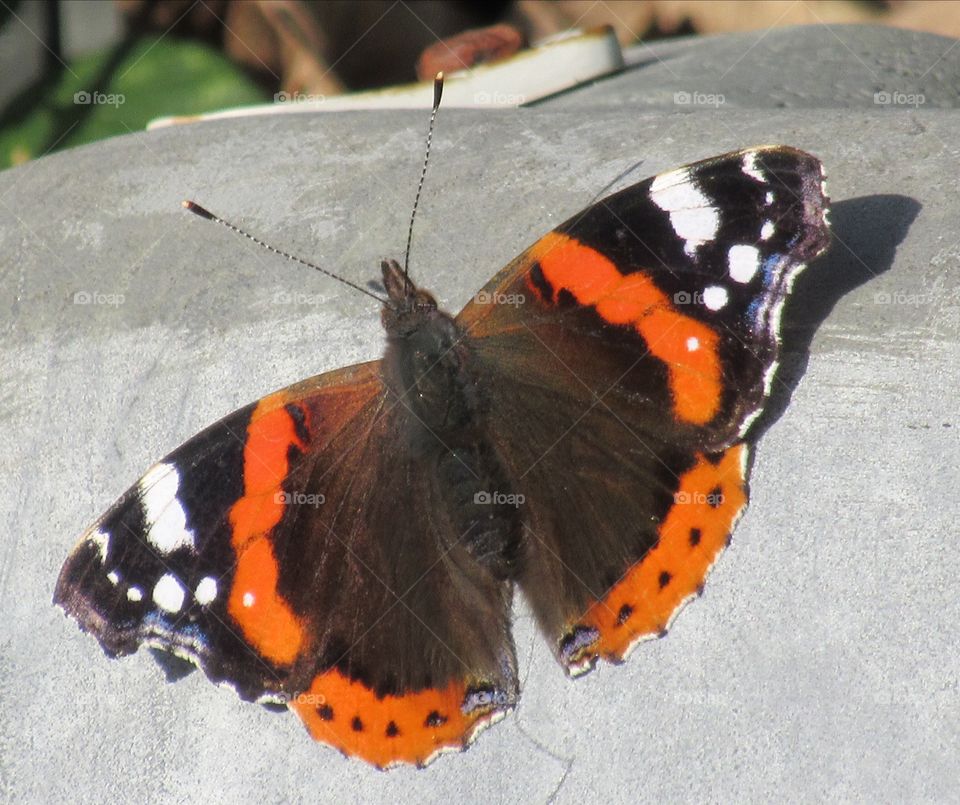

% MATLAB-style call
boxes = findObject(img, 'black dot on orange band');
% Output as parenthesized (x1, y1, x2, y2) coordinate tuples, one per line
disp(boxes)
(709, 486, 723, 508)
(317, 704, 333, 721)
(425, 711, 448, 728)
(617, 604, 633, 625)
(351, 716, 364, 732)
(689, 527, 702, 546)
(659, 571, 672, 589)
(386, 721, 400, 738)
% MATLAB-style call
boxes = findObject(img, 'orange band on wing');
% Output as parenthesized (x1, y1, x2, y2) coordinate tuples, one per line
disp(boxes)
(290, 670, 503, 768)
(575, 443, 748, 662)
(528, 232, 722, 425)
(227, 538, 304, 665)
(227, 391, 307, 666)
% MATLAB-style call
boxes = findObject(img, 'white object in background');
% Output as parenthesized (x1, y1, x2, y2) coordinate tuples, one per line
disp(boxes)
(148, 27, 623, 129)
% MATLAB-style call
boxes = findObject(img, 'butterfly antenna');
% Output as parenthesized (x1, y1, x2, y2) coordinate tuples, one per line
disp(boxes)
(403, 72, 444, 284)
(181, 201, 391, 307)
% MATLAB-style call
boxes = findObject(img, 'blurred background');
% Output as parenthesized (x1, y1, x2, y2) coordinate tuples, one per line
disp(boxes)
(3, 0, 960, 170)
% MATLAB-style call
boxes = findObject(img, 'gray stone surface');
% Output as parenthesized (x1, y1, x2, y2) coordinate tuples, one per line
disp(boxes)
(555, 24, 960, 109)
(2, 24, 958, 805)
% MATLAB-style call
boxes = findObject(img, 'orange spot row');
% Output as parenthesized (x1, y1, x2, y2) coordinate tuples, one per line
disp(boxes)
(290, 669, 497, 768)
(576, 443, 748, 662)
(227, 391, 308, 666)
(528, 232, 722, 425)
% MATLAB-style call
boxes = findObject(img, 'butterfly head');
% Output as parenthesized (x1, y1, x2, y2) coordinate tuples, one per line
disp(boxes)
(380, 258, 441, 337)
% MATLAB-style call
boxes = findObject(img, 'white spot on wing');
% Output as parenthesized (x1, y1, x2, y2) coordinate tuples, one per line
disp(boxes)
(140, 463, 195, 554)
(742, 151, 765, 183)
(195, 576, 218, 606)
(760, 220, 775, 241)
(650, 168, 698, 205)
(242, 591, 255, 608)
(671, 209, 721, 247)
(765, 191, 774, 205)
(153, 574, 186, 613)
(107, 570, 120, 585)
(650, 168, 719, 249)
(127, 586, 143, 602)
(728, 244, 760, 283)
(89, 528, 109, 564)
(703, 285, 729, 311)
(686, 336, 700, 351)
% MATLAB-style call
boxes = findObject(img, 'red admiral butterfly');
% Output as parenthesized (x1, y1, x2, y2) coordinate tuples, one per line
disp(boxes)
(55, 131, 830, 768)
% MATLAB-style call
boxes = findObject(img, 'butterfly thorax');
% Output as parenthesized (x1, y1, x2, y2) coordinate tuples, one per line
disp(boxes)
(379, 259, 480, 441)
(378, 258, 522, 579)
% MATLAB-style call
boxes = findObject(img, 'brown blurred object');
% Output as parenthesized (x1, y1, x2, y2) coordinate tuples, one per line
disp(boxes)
(116, 0, 517, 95)
(416, 23, 525, 80)
(885, 0, 960, 39)
(519, 0, 960, 43)
(114, 0, 231, 39)
(116, 0, 960, 101)
(519, 0, 878, 44)
(224, 1, 344, 97)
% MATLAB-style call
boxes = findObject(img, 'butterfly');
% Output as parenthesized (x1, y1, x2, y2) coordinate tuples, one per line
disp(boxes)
(55, 144, 830, 769)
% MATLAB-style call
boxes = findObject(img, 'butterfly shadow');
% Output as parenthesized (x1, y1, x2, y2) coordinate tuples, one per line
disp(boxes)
(748, 193, 922, 441)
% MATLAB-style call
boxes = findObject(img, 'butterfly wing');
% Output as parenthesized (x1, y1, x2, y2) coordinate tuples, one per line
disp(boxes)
(55, 360, 517, 768)
(455, 146, 830, 672)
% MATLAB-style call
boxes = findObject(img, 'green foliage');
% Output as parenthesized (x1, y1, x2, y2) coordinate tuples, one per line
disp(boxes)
(0, 36, 269, 169)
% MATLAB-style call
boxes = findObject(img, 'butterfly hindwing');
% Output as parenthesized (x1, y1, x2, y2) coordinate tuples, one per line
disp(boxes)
(275, 370, 520, 767)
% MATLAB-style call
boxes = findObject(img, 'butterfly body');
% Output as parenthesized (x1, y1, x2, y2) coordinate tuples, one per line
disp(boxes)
(56, 146, 830, 768)
(380, 258, 523, 582)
